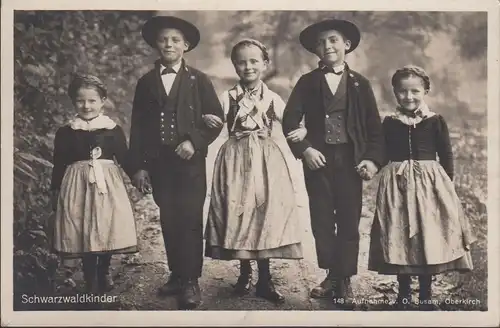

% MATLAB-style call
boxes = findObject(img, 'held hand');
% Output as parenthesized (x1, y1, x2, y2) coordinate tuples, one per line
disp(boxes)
(202, 114, 224, 129)
(356, 160, 378, 180)
(51, 190, 59, 212)
(133, 170, 152, 194)
(286, 127, 307, 143)
(175, 140, 195, 160)
(303, 147, 327, 170)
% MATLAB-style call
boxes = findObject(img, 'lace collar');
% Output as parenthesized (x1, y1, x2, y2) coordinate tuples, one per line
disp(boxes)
(391, 103, 436, 126)
(69, 114, 117, 131)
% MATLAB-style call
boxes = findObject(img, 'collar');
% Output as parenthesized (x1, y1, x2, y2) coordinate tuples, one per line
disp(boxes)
(319, 61, 345, 74)
(69, 114, 117, 131)
(159, 60, 183, 74)
(392, 102, 436, 126)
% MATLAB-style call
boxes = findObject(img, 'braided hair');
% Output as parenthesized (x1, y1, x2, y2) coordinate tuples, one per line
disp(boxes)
(230, 38, 270, 63)
(68, 73, 108, 101)
(391, 65, 431, 92)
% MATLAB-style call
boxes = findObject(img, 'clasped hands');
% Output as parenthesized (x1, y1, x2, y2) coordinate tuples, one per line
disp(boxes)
(302, 147, 378, 180)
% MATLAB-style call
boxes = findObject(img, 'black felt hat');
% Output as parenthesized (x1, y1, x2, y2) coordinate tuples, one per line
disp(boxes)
(299, 19, 361, 54)
(141, 16, 200, 52)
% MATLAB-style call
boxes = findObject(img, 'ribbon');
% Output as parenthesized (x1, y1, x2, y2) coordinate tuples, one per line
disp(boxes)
(231, 130, 267, 216)
(395, 159, 420, 238)
(88, 147, 108, 194)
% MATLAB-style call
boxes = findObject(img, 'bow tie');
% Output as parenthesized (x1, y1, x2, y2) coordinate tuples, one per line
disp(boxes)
(161, 67, 177, 75)
(319, 63, 344, 75)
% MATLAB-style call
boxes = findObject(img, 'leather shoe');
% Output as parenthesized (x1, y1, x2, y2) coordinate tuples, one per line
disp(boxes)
(233, 273, 252, 296)
(310, 275, 337, 298)
(158, 274, 181, 296)
(333, 277, 354, 309)
(255, 279, 285, 304)
(178, 279, 201, 310)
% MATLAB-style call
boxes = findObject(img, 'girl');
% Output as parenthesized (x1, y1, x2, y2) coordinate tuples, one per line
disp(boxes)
(203, 39, 307, 304)
(51, 74, 138, 294)
(368, 65, 475, 310)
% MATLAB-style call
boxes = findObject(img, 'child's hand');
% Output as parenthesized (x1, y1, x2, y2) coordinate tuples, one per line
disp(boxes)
(51, 190, 59, 212)
(202, 114, 223, 129)
(175, 140, 195, 160)
(133, 170, 152, 194)
(303, 147, 327, 170)
(286, 127, 307, 143)
(356, 160, 378, 180)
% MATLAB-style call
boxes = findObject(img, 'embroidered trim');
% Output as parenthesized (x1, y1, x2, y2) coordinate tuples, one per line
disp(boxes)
(69, 114, 117, 131)
(391, 103, 436, 126)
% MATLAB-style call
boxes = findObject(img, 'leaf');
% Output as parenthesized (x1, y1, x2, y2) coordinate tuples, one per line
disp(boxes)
(16, 152, 53, 168)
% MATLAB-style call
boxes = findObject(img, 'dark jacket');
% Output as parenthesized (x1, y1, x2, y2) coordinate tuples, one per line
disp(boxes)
(282, 64, 386, 168)
(128, 60, 224, 175)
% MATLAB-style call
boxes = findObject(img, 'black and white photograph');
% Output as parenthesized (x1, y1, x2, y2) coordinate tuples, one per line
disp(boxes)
(1, 0, 499, 326)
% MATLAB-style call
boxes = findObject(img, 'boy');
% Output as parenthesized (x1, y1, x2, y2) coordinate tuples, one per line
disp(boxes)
(282, 18, 385, 308)
(128, 15, 224, 310)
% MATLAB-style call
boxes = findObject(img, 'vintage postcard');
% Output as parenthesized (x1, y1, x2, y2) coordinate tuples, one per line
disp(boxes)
(1, 0, 499, 326)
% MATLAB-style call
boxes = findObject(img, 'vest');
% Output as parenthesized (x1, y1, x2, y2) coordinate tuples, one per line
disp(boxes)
(226, 91, 276, 136)
(322, 72, 349, 145)
(159, 69, 183, 146)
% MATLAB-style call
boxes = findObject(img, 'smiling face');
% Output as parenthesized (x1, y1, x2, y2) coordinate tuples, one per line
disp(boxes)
(232, 44, 268, 89)
(73, 87, 105, 120)
(155, 28, 189, 66)
(393, 75, 428, 112)
(315, 29, 351, 66)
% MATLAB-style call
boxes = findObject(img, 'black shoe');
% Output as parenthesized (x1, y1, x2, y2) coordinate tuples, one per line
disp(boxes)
(158, 274, 181, 296)
(178, 279, 201, 310)
(233, 273, 252, 296)
(310, 274, 337, 299)
(255, 279, 285, 304)
(333, 277, 354, 309)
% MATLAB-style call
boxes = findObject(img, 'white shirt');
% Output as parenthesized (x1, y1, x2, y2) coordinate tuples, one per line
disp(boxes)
(159, 61, 182, 95)
(324, 63, 345, 95)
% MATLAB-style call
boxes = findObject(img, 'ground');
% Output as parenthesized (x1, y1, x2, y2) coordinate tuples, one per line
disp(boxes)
(53, 132, 486, 312)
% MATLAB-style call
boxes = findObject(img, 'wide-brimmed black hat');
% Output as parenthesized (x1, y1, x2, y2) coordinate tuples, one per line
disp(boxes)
(299, 19, 361, 54)
(141, 16, 200, 52)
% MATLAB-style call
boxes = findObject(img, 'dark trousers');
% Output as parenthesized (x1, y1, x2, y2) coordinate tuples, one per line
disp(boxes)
(150, 146, 206, 280)
(303, 143, 362, 277)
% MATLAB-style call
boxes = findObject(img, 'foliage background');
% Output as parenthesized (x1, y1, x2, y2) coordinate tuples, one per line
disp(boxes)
(12, 10, 487, 310)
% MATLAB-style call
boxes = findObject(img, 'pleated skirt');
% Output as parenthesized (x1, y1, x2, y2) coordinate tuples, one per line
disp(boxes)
(53, 160, 138, 258)
(368, 160, 475, 275)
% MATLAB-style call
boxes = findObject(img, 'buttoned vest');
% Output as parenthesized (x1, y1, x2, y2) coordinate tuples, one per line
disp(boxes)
(322, 72, 349, 144)
(159, 69, 183, 146)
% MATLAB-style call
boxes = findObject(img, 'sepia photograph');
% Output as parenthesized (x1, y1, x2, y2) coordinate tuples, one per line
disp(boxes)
(1, 0, 499, 326)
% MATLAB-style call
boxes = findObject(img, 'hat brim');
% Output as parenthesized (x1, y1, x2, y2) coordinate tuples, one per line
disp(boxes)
(141, 16, 200, 52)
(299, 19, 360, 54)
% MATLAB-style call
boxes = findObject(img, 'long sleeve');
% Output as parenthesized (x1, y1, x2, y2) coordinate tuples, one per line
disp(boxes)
(361, 80, 386, 168)
(112, 125, 133, 179)
(50, 127, 69, 191)
(282, 77, 312, 158)
(187, 73, 224, 150)
(128, 79, 148, 176)
(436, 115, 454, 180)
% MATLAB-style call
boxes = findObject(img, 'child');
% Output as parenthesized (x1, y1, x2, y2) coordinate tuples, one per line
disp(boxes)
(282, 19, 385, 308)
(129, 16, 224, 310)
(51, 74, 138, 294)
(367, 65, 475, 310)
(203, 39, 307, 304)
